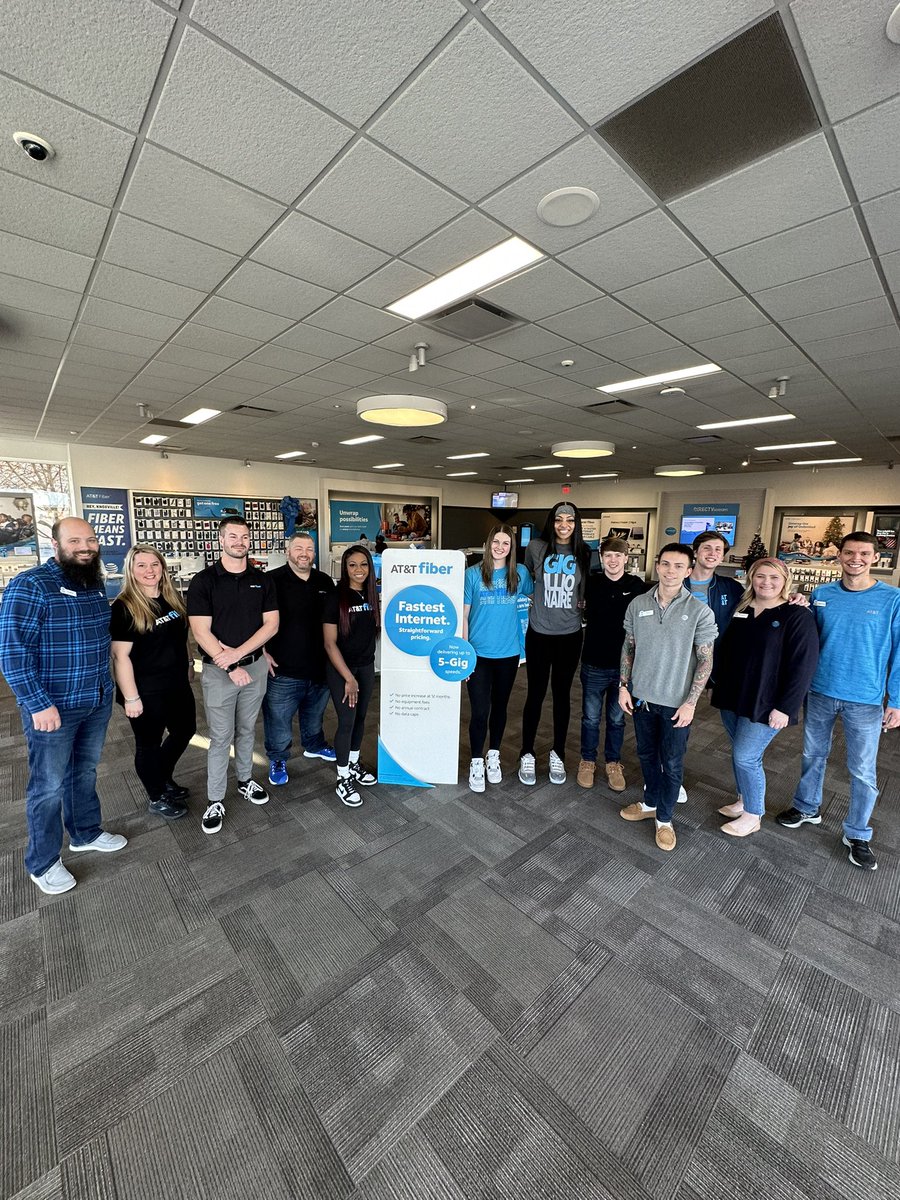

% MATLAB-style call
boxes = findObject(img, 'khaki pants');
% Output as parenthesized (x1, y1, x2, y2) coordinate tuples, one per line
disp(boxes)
(200, 656, 268, 802)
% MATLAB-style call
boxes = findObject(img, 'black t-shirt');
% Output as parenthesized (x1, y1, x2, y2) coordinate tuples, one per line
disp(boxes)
(109, 597, 190, 699)
(581, 571, 651, 669)
(265, 565, 334, 681)
(186, 560, 277, 651)
(322, 589, 377, 669)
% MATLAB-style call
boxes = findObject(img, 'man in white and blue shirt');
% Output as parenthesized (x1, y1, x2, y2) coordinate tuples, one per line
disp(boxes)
(777, 531, 900, 871)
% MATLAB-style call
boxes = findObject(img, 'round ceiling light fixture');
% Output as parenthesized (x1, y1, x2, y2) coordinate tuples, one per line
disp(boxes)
(887, 3, 900, 43)
(654, 464, 706, 477)
(552, 440, 615, 459)
(357, 395, 447, 427)
(537, 186, 600, 227)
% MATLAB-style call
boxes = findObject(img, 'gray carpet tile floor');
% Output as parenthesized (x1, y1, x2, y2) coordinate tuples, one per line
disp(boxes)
(2, 669, 900, 1200)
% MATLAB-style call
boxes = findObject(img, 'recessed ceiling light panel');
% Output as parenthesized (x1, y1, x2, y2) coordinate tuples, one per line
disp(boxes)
(600, 363, 721, 393)
(180, 407, 221, 425)
(387, 237, 543, 320)
(697, 414, 794, 430)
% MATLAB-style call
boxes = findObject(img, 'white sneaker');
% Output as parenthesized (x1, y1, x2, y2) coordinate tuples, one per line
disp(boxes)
(30, 858, 76, 894)
(549, 750, 566, 785)
(677, 786, 688, 804)
(469, 758, 486, 793)
(69, 831, 127, 853)
(518, 753, 536, 785)
(485, 749, 502, 785)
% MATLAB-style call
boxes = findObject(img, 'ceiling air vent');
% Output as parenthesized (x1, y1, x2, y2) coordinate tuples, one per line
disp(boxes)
(422, 298, 524, 342)
(407, 435, 443, 444)
(583, 399, 636, 416)
(685, 434, 722, 444)
(231, 404, 277, 415)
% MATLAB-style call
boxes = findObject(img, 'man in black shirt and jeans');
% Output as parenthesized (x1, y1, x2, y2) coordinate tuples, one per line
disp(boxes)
(578, 537, 650, 792)
(187, 517, 278, 834)
(262, 532, 336, 786)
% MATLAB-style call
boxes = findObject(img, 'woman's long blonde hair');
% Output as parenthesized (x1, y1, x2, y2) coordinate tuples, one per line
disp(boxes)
(118, 544, 185, 633)
(480, 524, 519, 592)
(736, 557, 793, 612)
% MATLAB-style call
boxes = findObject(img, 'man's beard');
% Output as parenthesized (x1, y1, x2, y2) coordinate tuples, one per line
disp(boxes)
(57, 549, 104, 588)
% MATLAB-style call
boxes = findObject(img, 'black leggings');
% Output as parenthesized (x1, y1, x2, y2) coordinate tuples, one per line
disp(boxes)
(466, 655, 520, 757)
(327, 662, 375, 767)
(520, 626, 583, 757)
(127, 684, 197, 799)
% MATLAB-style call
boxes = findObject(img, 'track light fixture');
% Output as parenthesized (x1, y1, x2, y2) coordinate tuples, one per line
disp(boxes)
(408, 342, 428, 373)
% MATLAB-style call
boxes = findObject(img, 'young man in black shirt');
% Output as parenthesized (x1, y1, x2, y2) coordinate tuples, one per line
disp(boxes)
(262, 532, 336, 786)
(187, 517, 278, 834)
(578, 537, 650, 792)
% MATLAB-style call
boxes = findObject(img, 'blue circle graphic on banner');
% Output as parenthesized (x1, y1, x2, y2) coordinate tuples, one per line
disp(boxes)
(430, 638, 476, 681)
(385, 585, 457, 656)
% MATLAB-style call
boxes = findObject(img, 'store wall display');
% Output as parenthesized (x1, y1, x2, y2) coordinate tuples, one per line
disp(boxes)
(131, 493, 286, 569)
(0, 493, 37, 556)
(679, 503, 740, 547)
(329, 498, 433, 544)
(776, 514, 855, 563)
(873, 513, 900, 569)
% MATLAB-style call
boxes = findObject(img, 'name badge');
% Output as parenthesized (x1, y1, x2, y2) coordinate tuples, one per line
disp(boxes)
(813, 600, 826, 607)
(60, 587, 77, 596)
(639, 610, 653, 617)
(733, 612, 748, 619)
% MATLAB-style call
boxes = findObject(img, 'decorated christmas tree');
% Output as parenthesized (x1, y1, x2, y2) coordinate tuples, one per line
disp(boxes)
(743, 530, 768, 571)
(823, 514, 846, 548)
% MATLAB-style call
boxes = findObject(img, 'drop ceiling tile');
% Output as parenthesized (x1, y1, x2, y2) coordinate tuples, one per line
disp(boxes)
(252, 213, 389, 290)
(404, 211, 509, 275)
(304, 296, 406, 341)
(80, 297, 183, 341)
(480, 134, 654, 253)
(72, 323, 163, 359)
(121, 144, 285, 254)
(274, 325, 363, 359)
(669, 135, 849, 253)
(305, 363, 380, 388)
(0, 170, 109, 256)
(347, 261, 433, 309)
(782, 298, 896, 343)
(431, 346, 516, 375)
(0, 231, 93, 293)
(792, 0, 900, 122)
(89, 263, 205, 320)
(441, 376, 507, 398)
(104, 214, 239, 291)
(805, 325, 900, 363)
(540, 297, 644, 342)
(482, 261, 603, 321)
(336, 346, 410, 375)
(192, 297, 294, 341)
(615, 348, 716, 379)
(527, 348, 613, 377)
(719, 346, 809, 378)
(614, 261, 741, 320)
(561, 210, 704, 293)
(221, 362, 297, 388)
(375, 324, 466, 358)
(214, 261, 334, 322)
(716, 208, 868, 292)
(753, 259, 884, 320)
(881, 249, 900, 294)
(299, 140, 465, 254)
(693, 324, 792, 362)
(192, 0, 463, 125)
(862, 190, 900, 256)
(659, 297, 769, 342)
(0, 273, 82, 321)
(246, 345, 327, 376)
(835, 95, 900, 202)
(479, 326, 572, 361)
(369, 21, 579, 201)
(171, 324, 261, 359)
(0, 0, 174, 128)
(148, 30, 351, 203)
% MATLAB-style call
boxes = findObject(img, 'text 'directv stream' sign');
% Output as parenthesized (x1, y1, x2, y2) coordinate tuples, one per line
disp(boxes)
(378, 549, 473, 787)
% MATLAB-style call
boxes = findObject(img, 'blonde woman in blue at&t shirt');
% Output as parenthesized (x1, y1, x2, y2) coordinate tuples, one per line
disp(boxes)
(462, 524, 533, 793)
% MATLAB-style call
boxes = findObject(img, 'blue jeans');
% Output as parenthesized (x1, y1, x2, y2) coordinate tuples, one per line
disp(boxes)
(719, 710, 780, 817)
(794, 690, 882, 842)
(262, 674, 331, 759)
(21, 693, 113, 877)
(632, 699, 691, 823)
(580, 664, 625, 763)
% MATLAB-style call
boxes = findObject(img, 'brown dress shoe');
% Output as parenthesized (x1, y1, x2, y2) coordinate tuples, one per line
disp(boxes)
(605, 762, 626, 792)
(577, 760, 596, 788)
(620, 802, 656, 821)
(655, 823, 677, 851)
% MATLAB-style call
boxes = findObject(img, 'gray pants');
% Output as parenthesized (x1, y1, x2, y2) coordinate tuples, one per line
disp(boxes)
(200, 656, 268, 802)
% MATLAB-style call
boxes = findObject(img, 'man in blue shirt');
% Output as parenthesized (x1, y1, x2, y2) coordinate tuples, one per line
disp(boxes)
(0, 518, 127, 895)
(776, 531, 900, 870)
(684, 532, 743, 685)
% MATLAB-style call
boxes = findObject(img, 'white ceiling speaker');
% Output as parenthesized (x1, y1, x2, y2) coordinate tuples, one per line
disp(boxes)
(537, 187, 600, 227)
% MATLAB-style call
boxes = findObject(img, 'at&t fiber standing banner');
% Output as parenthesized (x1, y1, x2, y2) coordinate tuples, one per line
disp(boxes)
(378, 549, 474, 787)
(80, 487, 133, 599)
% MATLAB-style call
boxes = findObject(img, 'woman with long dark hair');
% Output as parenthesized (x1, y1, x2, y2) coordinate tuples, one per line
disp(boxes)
(710, 558, 819, 836)
(323, 544, 380, 807)
(462, 524, 533, 792)
(110, 544, 196, 819)
(519, 501, 591, 786)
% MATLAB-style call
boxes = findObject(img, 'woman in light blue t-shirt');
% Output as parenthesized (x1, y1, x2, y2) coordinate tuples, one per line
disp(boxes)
(462, 524, 533, 793)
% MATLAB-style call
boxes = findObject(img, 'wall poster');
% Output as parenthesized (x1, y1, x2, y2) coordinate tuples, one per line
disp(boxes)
(80, 486, 133, 597)
(679, 502, 740, 547)
(0, 493, 37, 557)
(776, 514, 855, 563)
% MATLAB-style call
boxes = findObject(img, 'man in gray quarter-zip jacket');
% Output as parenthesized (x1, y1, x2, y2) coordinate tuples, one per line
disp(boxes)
(617, 543, 718, 853)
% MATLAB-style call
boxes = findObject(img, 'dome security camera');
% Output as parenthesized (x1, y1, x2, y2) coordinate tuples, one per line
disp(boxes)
(13, 132, 55, 161)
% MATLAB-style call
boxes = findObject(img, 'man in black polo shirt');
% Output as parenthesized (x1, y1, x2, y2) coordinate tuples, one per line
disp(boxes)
(262, 531, 335, 786)
(187, 517, 279, 834)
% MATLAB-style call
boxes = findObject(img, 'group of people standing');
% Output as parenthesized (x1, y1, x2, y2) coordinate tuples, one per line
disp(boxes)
(1, 504, 898, 896)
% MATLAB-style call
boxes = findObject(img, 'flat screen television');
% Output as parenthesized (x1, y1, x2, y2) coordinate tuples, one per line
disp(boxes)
(491, 491, 518, 509)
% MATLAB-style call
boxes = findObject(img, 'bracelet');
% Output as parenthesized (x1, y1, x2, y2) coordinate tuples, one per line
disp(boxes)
(124, 695, 140, 703)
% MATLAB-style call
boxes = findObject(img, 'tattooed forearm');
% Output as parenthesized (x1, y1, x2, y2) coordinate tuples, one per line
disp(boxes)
(619, 634, 635, 685)
(686, 642, 714, 705)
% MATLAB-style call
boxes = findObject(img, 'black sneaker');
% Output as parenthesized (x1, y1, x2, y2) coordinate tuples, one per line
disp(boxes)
(164, 780, 190, 801)
(349, 762, 376, 786)
(148, 795, 188, 820)
(238, 779, 269, 805)
(776, 806, 822, 828)
(335, 777, 363, 807)
(202, 801, 225, 834)
(842, 835, 877, 871)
